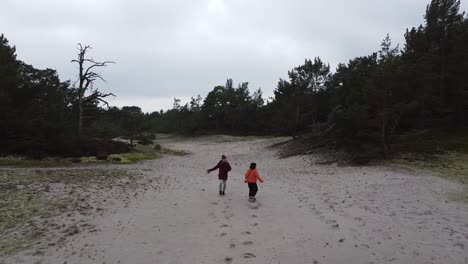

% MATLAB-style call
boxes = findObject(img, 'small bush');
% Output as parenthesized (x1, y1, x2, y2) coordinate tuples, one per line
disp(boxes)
(154, 144, 162, 151)
(96, 153, 109, 160)
(138, 138, 153, 145)
(135, 133, 156, 141)
(70, 158, 81, 163)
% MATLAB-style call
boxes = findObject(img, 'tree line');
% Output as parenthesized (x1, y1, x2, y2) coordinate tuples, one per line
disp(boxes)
(0, 37, 131, 157)
(152, 0, 468, 158)
(1, 0, 467, 159)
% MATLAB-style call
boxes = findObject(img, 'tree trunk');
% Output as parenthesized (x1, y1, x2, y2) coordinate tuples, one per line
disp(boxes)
(78, 97, 83, 137)
(77, 48, 85, 138)
(381, 117, 389, 156)
(72, 44, 114, 138)
(231, 118, 235, 135)
(439, 34, 447, 104)
(420, 92, 426, 129)
(293, 104, 300, 139)
(454, 83, 465, 127)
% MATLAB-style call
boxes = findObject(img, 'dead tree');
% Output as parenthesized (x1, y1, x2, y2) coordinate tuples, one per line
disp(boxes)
(71, 44, 114, 137)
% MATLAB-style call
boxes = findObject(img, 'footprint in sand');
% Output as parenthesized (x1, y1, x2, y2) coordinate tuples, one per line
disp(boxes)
(229, 243, 236, 248)
(243, 231, 252, 235)
(251, 223, 259, 227)
(224, 214, 234, 220)
(243, 253, 256, 258)
(242, 241, 253, 245)
(251, 215, 257, 218)
(220, 233, 227, 237)
(220, 224, 229, 228)
(453, 242, 464, 250)
(224, 257, 233, 263)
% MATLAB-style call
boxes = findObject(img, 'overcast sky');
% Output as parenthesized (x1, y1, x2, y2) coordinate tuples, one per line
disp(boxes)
(2, 0, 467, 112)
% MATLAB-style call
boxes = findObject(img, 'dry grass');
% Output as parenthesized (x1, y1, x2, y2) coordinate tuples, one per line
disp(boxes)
(0, 168, 129, 256)
(391, 152, 468, 203)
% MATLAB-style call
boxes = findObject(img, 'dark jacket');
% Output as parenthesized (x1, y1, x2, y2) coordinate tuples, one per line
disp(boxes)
(209, 160, 232, 180)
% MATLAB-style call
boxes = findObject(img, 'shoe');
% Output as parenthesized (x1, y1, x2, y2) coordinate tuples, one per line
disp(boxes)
(222, 191, 225, 195)
(219, 190, 222, 195)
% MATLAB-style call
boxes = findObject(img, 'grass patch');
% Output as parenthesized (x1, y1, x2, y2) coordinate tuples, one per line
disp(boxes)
(0, 146, 162, 167)
(0, 169, 129, 185)
(160, 148, 190, 156)
(0, 188, 72, 255)
(392, 152, 468, 184)
(0, 229, 43, 256)
(79, 156, 102, 163)
(391, 152, 468, 203)
(0, 135, 188, 167)
(108, 143, 190, 164)
(0, 189, 71, 230)
(108, 144, 160, 164)
(0, 156, 70, 168)
(447, 191, 468, 203)
(210, 135, 272, 143)
(0, 190, 42, 231)
(393, 128, 468, 155)
(385, 128, 468, 191)
(0, 168, 129, 256)
(108, 152, 159, 164)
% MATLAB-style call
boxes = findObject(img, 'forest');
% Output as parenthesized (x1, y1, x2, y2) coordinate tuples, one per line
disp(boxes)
(1, 0, 467, 160)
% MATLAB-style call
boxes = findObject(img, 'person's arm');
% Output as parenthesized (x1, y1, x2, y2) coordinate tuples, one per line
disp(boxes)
(207, 161, 220, 173)
(256, 170, 264, 183)
(226, 162, 232, 172)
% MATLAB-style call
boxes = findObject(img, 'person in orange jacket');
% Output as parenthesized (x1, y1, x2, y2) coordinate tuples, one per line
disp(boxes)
(244, 162, 264, 202)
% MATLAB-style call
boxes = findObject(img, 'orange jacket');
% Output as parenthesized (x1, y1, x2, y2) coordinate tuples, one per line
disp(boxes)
(245, 168, 264, 183)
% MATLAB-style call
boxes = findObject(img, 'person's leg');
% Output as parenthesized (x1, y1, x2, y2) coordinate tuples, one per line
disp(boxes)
(251, 183, 258, 197)
(248, 183, 255, 197)
(222, 180, 227, 193)
(219, 180, 223, 195)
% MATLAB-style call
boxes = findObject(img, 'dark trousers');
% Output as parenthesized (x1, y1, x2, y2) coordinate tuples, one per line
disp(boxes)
(248, 183, 258, 197)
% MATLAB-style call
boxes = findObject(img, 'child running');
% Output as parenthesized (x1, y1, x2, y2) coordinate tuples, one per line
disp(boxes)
(244, 162, 264, 202)
(207, 155, 231, 196)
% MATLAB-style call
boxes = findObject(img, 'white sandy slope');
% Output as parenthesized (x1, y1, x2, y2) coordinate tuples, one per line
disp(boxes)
(9, 137, 468, 264)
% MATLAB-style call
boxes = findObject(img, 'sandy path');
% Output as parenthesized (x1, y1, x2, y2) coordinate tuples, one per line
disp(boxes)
(10, 137, 468, 264)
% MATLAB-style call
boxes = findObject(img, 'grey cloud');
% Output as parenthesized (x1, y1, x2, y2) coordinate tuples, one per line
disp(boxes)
(2, 0, 467, 112)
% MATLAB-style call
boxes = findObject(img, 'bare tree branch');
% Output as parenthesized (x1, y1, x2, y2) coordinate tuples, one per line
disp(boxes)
(83, 61, 115, 77)
(84, 91, 115, 108)
(71, 43, 115, 136)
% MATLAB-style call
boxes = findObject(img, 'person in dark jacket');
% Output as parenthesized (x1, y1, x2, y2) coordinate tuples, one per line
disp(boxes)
(207, 154, 232, 195)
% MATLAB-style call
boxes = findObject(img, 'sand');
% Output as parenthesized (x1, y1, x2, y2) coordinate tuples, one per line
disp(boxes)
(5, 136, 468, 264)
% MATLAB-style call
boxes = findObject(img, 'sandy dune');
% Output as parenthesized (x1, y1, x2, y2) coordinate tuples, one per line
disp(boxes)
(8, 137, 468, 264)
